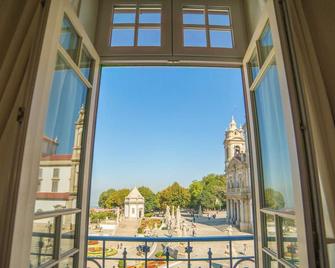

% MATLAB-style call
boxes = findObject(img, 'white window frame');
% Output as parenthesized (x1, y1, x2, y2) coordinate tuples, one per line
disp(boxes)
(10, 1, 100, 268)
(95, 0, 246, 65)
(96, 0, 172, 58)
(173, 0, 247, 61)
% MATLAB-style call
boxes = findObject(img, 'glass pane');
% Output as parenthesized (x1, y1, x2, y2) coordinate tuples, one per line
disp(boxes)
(138, 28, 161, 46)
(35, 54, 88, 213)
(30, 218, 55, 268)
(208, 9, 230, 26)
(61, 214, 77, 254)
(139, 8, 161, 24)
(247, 50, 260, 84)
(259, 22, 273, 64)
(328, 244, 335, 268)
(59, 256, 74, 268)
(254, 61, 295, 211)
(113, 7, 136, 24)
(209, 30, 233, 48)
(183, 8, 205, 25)
(80, 46, 93, 82)
(264, 253, 278, 268)
(60, 16, 80, 61)
(111, 28, 135, 46)
(183, 28, 206, 47)
(265, 214, 277, 253)
(282, 218, 299, 266)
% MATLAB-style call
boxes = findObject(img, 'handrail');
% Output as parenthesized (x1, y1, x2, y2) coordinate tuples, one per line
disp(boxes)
(87, 235, 254, 242)
(86, 235, 255, 268)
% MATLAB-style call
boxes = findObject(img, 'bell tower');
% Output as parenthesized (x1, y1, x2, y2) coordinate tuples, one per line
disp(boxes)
(224, 117, 245, 169)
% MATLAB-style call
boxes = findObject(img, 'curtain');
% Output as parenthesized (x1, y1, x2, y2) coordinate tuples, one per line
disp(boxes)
(284, 0, 335, 253)
(0, 1, 44, 267)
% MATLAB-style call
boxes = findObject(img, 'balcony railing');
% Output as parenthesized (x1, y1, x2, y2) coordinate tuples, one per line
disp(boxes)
(87, 235, 255, 268)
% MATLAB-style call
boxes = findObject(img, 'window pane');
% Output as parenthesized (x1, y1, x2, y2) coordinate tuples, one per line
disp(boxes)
(35, 54, 88, 213)
(80, 46, 93, 82)
(254, 61, 295, 211)
(113, 8, 136, 24)
(265, 214, 277, 253)
(209, 30, 233, 48)
(247, 50, 260, 84)
(60, 16, 80, 61)
(60, 214, 77, 254)
(139, 8, 161, 24)
(183, 28, 206, 47)
(59, 256, 74, 268)
(264, 253, 278, 268)
(328, 244, 335, 268)
(30, 218, 55, 268)
(282, 218, 299, 266)
(138, 28, 161, 46)
(111, 28, 135, 46)
(208, 9, 230, 26)
(259, 23, 273, 63)
(183, 8, 205, 25)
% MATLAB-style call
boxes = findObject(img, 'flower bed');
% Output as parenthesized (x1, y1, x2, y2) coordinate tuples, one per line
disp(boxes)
(137, 218, 162, 234)
(87, 245, 117, 257)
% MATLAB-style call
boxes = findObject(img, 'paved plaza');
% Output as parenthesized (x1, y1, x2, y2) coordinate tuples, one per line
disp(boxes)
(87, 211, 255, 268)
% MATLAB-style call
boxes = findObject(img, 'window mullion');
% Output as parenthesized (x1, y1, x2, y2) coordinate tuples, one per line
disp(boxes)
(205, 6, 210, 48)
(134, 6, 140, 46)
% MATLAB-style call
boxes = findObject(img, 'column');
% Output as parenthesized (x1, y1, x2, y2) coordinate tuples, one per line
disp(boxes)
(240, 200, 245, 224)
(236, 201, 240, 223)
(232, 201, 235, 223)
(227, 199, 230, 220)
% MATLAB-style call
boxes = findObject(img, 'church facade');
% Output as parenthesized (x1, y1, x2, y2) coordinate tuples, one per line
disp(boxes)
(124, 188, 145, 219)
(224, 117, 253, 233)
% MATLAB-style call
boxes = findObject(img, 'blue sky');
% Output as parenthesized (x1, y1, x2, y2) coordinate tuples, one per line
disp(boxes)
(90, 67, 245, 206)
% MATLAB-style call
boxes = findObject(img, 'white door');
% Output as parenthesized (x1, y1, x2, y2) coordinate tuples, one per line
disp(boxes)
(242, 1, 317, 267)
(10, 1, 100, 268)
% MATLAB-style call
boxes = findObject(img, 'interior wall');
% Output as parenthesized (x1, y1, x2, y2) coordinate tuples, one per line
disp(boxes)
(300, 0, 335, 121)
(78, 0, 99, 43)
(243, 0, 267, 41)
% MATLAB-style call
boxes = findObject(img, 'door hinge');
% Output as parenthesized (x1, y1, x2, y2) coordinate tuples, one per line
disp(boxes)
(16, 107, 25, 124)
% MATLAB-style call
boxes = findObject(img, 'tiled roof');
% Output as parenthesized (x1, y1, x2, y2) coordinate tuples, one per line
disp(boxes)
(36, 192, 74, 200)
(41, 154, 72, 161)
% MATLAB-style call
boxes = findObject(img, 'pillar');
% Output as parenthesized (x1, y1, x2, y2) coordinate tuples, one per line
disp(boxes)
(236, 201, 240, 223)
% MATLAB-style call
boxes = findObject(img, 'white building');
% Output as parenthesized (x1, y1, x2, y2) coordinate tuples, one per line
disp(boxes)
(124, 188, 145, 219)
(35, 107, 84, 215)
(224, 117, 253, 233)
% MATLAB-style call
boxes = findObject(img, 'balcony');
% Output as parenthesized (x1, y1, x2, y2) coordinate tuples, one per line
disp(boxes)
(86, 235, 255, 268)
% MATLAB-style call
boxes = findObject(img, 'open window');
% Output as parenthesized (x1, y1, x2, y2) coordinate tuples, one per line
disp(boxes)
(8, 0, 328, 267)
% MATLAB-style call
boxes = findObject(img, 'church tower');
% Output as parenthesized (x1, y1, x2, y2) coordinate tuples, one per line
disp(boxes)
(224, 117, 245, 169)
(70, 106, 85, 194)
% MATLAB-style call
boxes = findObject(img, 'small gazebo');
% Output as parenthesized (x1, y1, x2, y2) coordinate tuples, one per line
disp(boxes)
(124, 187, 145, 219)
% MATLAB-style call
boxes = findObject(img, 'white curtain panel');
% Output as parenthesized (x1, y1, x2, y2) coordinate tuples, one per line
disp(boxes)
(0, 1, 44, 267)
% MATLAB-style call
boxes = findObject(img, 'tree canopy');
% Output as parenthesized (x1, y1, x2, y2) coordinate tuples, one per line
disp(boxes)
(97, 173, 226, 211)
(157, 182, 190, 209)
(264, 188, 285, 209)
(104, 188, 130, 208)
(189, 173, 226, 210)
(138, 186, 160, 212)
(98, 188, 115, 208)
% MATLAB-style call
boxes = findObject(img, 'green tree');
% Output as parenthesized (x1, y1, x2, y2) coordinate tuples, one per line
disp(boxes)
(105, 188, 130, 208)
(138, 186, 159, 212)
(265, 188, 285, 209)
(98, 188, 116, 208)
(188, 174, 226, 210)
(189, 180, 204, 209)
(157, 182, 190, 209)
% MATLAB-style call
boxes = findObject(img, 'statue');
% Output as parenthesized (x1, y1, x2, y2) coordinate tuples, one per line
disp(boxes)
(198, 205, 202, 217)
(176, 206, 181, 229)
(116, 207, 120, 224)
